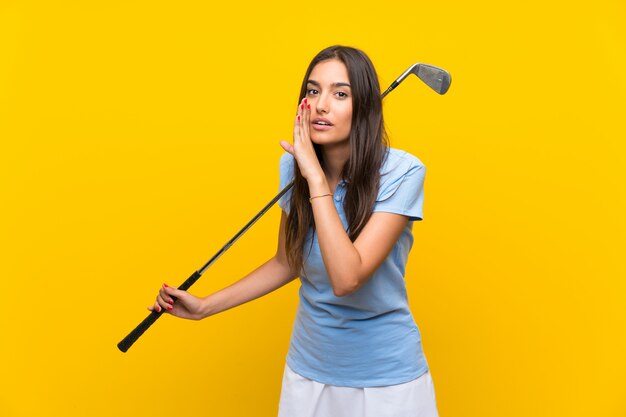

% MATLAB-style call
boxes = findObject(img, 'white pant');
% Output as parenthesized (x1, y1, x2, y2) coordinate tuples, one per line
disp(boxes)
(277, 364, 440, 417)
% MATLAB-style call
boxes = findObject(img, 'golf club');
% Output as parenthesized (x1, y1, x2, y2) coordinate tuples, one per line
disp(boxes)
(117, 62, 452, 353)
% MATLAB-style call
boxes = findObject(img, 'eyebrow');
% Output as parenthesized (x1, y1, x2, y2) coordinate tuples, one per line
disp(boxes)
(307, 79, 351, 88)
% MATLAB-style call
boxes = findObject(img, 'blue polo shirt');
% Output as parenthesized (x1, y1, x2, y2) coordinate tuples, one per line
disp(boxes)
(278, 147, 429, 388)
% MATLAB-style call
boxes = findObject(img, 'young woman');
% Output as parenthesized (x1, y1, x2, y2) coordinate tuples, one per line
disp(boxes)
(149, 45, 440, 417)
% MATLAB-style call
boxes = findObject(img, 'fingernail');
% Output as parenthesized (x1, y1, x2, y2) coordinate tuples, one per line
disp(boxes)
(167, 305, 173, 311)
(301, 103, 304, 110)
(163, 283, 168, 288)
(304, 98, 307, 104)
(157, 305, 162, 312)
(307, 104, 310, 109)
(297, 115, 300, 121)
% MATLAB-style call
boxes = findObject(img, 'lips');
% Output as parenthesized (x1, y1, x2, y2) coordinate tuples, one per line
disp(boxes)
(312, 117, 333, 126)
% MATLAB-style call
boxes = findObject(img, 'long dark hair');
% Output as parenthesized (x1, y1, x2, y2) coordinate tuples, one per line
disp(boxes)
(285, 45, 389, 272)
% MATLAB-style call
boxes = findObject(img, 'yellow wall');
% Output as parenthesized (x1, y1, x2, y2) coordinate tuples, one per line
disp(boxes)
(1, 1, 624, 416)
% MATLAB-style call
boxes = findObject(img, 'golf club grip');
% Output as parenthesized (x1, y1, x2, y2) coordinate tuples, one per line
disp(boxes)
(117, 270, 201, 352)
(118, 181, 294, 353)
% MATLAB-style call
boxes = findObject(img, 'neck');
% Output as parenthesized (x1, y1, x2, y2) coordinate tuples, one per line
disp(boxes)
(320, 141, 350, 186)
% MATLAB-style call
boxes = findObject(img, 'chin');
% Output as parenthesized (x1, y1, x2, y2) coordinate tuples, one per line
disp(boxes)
(310, 132, 349, 147)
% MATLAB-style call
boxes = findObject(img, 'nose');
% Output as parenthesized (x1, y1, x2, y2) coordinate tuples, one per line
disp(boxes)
(315, 92, 330, 114)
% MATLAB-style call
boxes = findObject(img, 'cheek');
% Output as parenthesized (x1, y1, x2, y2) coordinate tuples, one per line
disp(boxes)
(341, 111, 353, 134)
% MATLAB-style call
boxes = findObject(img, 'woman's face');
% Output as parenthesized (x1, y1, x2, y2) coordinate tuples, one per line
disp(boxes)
(305, 59, 353, 146)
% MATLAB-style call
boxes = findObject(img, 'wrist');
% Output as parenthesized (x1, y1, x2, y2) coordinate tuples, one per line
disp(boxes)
(307, 176, 330, 197)
(200, 295, 216, 319)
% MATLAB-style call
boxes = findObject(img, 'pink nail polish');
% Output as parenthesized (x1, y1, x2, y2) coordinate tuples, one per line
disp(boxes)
(167, 305, 173, 311)
(307, 104, 310, 109)
(304, 98, 307, 104)
(163, 283, 168, 288)
(301, 104, 304, 110)
(297, 115, 300, 121)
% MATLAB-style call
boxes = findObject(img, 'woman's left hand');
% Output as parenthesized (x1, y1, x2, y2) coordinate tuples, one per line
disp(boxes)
(280, 98, 325, 183)
(147, 283, 207, 321)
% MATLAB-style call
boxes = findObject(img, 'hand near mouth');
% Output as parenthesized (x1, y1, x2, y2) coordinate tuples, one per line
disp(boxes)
(280, 98, 326, 185)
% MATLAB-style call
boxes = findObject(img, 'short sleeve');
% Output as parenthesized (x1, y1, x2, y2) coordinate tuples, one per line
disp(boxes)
(278, 152, 295, 213)
(373, 152, 426, 221)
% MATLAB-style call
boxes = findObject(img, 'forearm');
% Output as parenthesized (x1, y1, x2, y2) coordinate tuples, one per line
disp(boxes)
(201, 256, 296, 318)
(308, 178, 364, 296)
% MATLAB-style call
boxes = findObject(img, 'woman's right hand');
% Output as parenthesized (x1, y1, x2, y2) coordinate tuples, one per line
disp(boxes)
(147, 283, 207, 321)
(280, 98, 325, 184)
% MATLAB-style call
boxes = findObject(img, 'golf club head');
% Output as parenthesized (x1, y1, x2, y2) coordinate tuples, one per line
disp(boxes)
(381, 62, 452, 98)
(410, 63, 451, 95)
